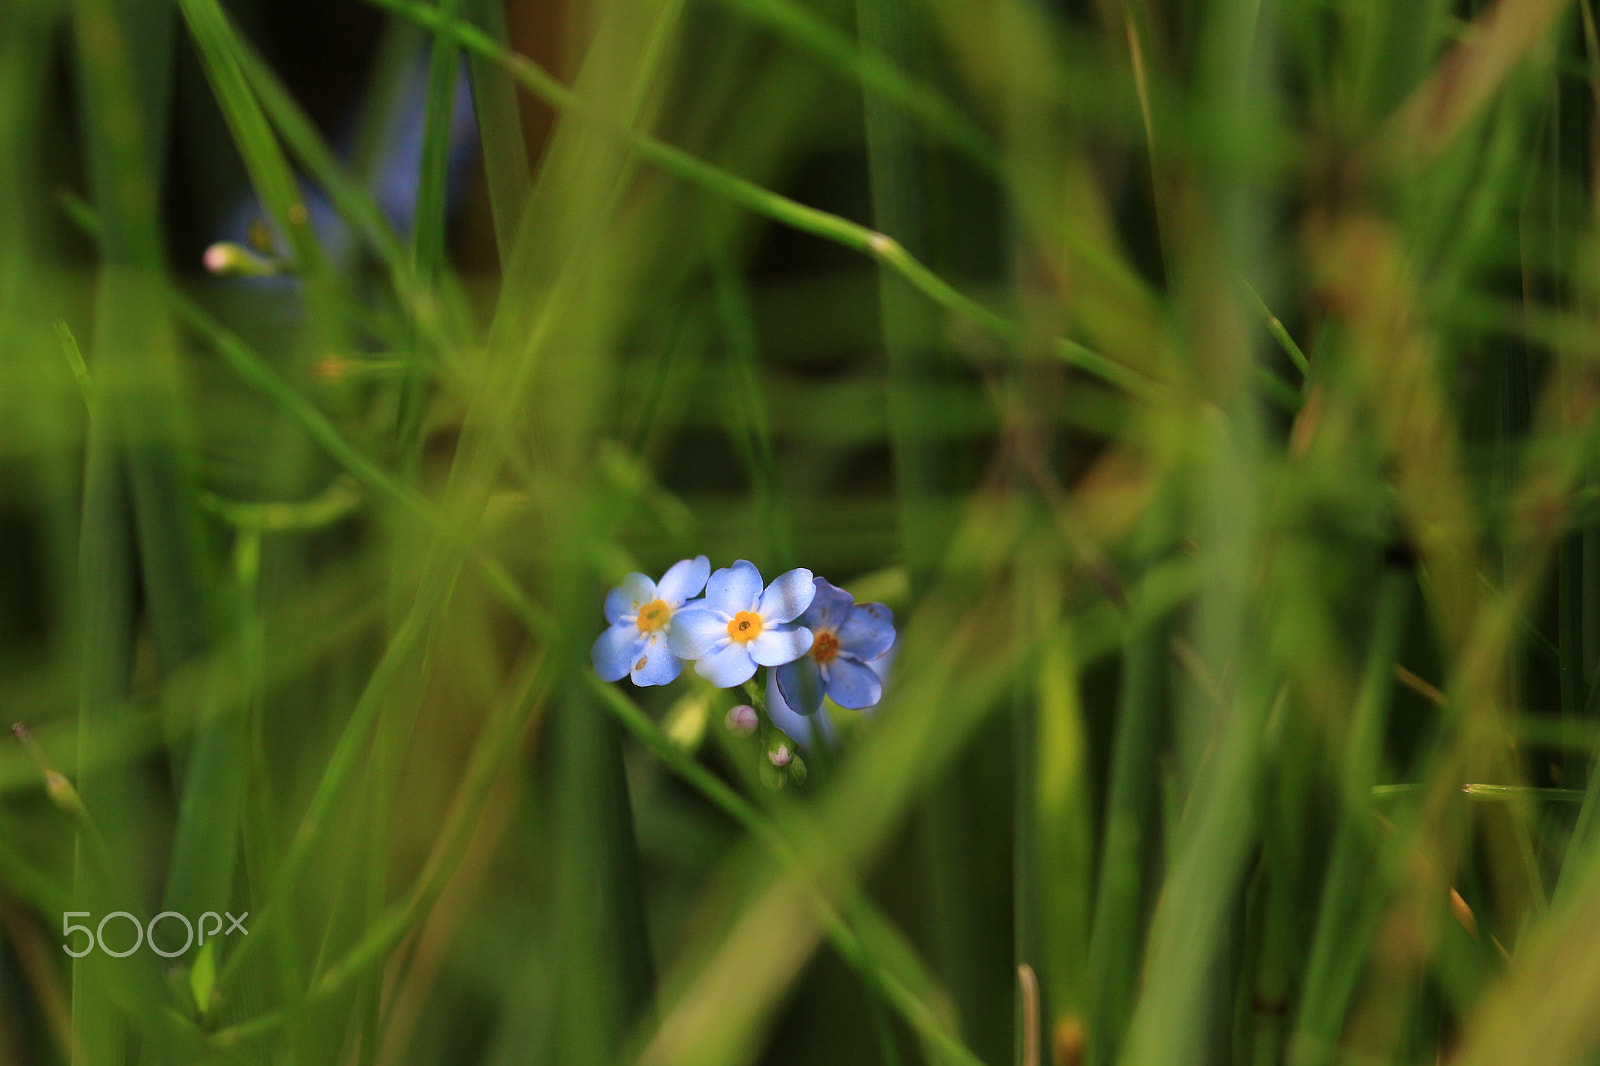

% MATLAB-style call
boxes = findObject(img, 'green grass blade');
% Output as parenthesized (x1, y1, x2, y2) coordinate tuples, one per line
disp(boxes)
(461, 0, 532, 264)
(397, 0, 465, 466)
(69, 0, 200, 1055)
(1288, 567, 1411, 1066)
(716, 0, 997, 169)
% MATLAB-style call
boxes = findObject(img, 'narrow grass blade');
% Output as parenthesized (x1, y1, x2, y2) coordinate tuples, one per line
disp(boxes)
(461, 0, 531, 264)
(1288, 567, 1411, 1066)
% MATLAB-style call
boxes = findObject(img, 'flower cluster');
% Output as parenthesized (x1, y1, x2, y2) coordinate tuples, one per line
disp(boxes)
(592, 558, 896, 770)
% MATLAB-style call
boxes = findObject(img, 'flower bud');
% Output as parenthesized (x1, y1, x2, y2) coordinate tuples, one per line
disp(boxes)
(725, 704, 758, 737)
(202, 241, 283, 278)
(768, 742, 793, 768)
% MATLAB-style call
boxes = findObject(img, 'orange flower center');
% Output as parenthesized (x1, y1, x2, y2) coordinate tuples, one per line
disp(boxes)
(635, 599, 672, 633)
(811, 630, 839, 665)
(727, 611, 765, 644)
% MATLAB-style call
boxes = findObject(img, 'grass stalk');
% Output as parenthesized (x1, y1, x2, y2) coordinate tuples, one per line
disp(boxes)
(461, 0, 532, 264)
(68, 0, 202, 1057)
(711, 238, 791, 565)
(715, 0, 996, 169)
(1288, 566, 1411, 1066)
(851, 0, 999, 1053)
(397, 0, 465, 468)
(1084, 495, 1171, 1066)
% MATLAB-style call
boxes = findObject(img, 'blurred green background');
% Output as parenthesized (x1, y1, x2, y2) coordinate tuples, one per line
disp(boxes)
(5, 0, 1600, 1063)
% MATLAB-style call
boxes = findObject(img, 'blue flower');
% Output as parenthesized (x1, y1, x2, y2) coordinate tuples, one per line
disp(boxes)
(774, 578, 895, 716)
(591, 556, 711, 686)
(668, 561, 816, 688)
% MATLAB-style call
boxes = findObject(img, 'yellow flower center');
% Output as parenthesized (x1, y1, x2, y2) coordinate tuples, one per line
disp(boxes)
(635, 599, 672, 634)
(727, 611, 765, 644)
(811, 630, 839, 665)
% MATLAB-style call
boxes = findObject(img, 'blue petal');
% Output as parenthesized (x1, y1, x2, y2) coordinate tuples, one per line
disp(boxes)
(705, 560, 764, 614)
(667, 608, 729, 660)
(604, 572, 656, 624)
(592, 625, 642, 682)
(825, 655, 883, 709)
(695, 641, 758, 688)
(768, 671, 838, 751)
(629, 634, 683, 686)
(758, 568, 815, 624)
(775, 656, 825, 716)
(655, 555, 710, 606)
(837, 601, 896, 661)
(750, 625, 812, 667)
(799, 577, 854, 630)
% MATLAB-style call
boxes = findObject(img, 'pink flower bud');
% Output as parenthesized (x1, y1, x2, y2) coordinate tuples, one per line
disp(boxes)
(725, 704, 758, 737)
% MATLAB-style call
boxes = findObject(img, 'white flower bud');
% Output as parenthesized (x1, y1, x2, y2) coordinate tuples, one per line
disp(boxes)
(202, 241, 283, 278)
